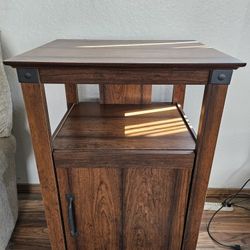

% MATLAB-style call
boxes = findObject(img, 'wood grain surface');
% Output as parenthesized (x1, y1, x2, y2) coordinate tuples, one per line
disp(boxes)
(52, 102, 196, 151)
(172, 85, 186, 107)
(124, 168, 191, 250)
(21, 84, 65, 250)
(64, 83, 78, 108)
(53, 150, 195, 169)
(57, 167, 192, 250)
(182, 84, 229, 250)
(99, 84, 152, 104)
(57, 168, 121, 250)
(39, 67, 210, 85)
(4, 40, 246, 69)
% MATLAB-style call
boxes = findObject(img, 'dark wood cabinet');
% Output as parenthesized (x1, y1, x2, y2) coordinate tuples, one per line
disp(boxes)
(54, 102, 194, 249)
(51, 97, 200, 250)
(4, 40, 246, 249)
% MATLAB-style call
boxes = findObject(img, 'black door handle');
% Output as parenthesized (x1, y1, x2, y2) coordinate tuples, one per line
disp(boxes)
(66, 193, 78, 237)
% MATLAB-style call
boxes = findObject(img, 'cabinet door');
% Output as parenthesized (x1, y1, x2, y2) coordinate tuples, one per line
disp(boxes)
(57, 167, 191, 250)
(56, 168, 122, 250)
(123, 168, 191, 250)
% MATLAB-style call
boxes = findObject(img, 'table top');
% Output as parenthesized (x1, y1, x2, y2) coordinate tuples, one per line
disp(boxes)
(4, 39, 246, 69)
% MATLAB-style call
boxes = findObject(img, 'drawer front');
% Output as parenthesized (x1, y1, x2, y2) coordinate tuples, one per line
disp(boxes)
(57, 166, 192, 250)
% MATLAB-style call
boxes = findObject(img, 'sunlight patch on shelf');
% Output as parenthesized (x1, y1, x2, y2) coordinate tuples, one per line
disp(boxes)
(125, 118, 182, 130)
(125, 125, 187, 137)
(125, 121, 185, 135)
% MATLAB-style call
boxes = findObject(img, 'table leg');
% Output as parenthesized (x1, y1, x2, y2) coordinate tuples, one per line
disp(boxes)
(182, 84, 228, 250)
(21, 83, 66, 250)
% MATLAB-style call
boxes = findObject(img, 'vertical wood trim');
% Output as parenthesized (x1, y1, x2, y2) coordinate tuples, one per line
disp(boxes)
(99, 84, 105, 104)
(141, 85, 152, 104)
(182, 84, 228, 250)
(21, 83, 66, 250)
(172, 85, 186, 107)
(65, 83, 78, 108)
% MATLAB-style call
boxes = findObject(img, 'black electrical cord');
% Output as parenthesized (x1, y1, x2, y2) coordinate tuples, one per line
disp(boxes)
(207, 204, 242, 249)
(225, 179, 250, 205)
(206, 178, 250, 250)
(207, 205, 236, 249)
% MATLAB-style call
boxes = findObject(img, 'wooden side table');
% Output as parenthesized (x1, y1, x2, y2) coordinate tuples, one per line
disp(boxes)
(4, 40, 246, 250)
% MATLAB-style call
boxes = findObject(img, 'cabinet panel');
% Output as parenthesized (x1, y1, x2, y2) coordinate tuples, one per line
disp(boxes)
(99, 84, 152, 104)
(57, 168, 122, 250)
(124, 168, 191, 250)
(57, 166, 191, 250)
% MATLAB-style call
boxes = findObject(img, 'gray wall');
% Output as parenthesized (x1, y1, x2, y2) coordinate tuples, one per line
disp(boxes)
(0, 0, 249, 187)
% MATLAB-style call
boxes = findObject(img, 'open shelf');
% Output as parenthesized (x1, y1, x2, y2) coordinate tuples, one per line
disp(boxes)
(53, 102, 196, 151)
(53, 103, 195, 168)
(52, 102, 196, 168)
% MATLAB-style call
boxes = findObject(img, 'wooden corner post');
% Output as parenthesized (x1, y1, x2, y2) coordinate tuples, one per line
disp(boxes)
(182, 80, 229, 249)
(65, 83, 78, 108)
(21, 83, 66, 250)
(172, 84, 186, 107)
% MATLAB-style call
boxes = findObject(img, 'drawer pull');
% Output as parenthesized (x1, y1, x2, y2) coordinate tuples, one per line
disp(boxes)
(66, 193, 78, 237)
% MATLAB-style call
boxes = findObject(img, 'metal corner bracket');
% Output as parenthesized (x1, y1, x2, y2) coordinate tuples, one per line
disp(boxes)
(17, 68, 40, 83)
(209, 69, 233, 85)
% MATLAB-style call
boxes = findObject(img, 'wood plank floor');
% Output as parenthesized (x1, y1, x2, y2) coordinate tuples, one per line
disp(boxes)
(7, 193, 250, 249)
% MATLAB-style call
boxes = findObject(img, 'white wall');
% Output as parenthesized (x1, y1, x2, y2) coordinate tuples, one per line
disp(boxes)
(0, 0, 249, 187)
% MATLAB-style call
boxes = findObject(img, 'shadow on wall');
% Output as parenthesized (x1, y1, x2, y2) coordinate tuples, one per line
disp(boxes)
(12, 105, 34, 183)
